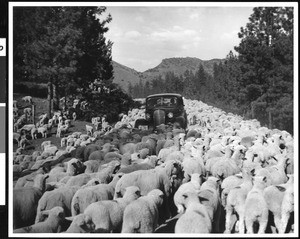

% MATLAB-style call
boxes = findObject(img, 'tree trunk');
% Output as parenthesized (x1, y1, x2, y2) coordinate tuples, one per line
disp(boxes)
(47, 81, 52, 118)
(53, 83, 59, 111)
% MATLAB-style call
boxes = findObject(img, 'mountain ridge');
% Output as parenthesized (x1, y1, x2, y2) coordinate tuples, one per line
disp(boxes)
(112, 56, 225, 92)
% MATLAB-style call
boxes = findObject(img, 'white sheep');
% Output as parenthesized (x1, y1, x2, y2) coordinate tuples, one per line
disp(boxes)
(225, 168, 253, 234)
(173, 173, 203, 214)
(86, 124, 94, 136)
(71, 173, 124, 216)
(64, 214, 95, 233)
(122, 189, 164, 233)
(114, 160, 183, 221)
(14, 206, 65, 233)
(84, 186, 141, 232)
(263, 175, 294, 233)
(244, 176, 269, 234)
(22, 95, 33, 103)
(198, 176, 222, 233)
(280, 183, 294, 234)
(174, 191, 212, 233)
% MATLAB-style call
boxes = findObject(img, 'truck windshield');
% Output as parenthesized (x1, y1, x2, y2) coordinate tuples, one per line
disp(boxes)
(147, 96, 178, 108)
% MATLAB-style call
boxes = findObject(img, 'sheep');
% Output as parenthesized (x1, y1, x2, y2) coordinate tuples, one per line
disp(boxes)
(37, 125, 49, 138)
(114, 160, 183, 221)
(56, 124, 69, 138)
(84, 186, 141, 232)
(19, 137, 29, 149)
(254, 154, 289, 186)
(13, 174, 49, 229)
(210, 145, 246, 180)
(22, 95, 33, 103)
(263, 175, 294, 233)
(122, 189, 164, 233)
(41, 140, 52, 151)
(280, 183, 294, 234)
(173, 173, 203, 214)
(35, 185, 80, 223)
(14, 206, 65, 233)
(118, 156, 158, 174)
(225, 168, 253, 234)
(198, 176, 222, 233)
(71, 173, 124, 216)
(86, 124, 94, 136)
(64, 214, 95, 233)
(174, 191, 212, 233)
(244, 176, 269, 234)
(13, 132, 21, 146)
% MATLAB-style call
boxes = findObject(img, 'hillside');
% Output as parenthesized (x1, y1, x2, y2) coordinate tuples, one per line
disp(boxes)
(112, 57, 224, 92)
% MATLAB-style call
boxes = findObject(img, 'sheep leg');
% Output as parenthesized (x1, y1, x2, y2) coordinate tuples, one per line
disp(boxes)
(224, 207, 233, 233)
(273, 213, 281, 233)
(245, 217, 254, 234)
(279, 211, 290, 234)
(257, 219, 268, 234)
(238, 210, 245, 234)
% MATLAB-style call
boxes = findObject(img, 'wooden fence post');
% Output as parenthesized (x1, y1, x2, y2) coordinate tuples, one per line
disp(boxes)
(268, 110, 272, 129)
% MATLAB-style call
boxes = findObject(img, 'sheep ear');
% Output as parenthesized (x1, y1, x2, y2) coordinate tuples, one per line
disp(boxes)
(65, 216, 74, 221)
(198, 196, 209, 203)
(275, 186, 286, 192)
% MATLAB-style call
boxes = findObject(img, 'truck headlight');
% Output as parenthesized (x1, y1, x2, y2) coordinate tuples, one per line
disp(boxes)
(168, 112, 173, 118)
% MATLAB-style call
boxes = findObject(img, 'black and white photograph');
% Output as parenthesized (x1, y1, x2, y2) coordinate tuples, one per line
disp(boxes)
(5, 1, 298, 237)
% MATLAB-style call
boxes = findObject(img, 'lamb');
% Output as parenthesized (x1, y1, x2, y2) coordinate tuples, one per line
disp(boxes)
(174, 191, 212, 233)
(122, 189, 164, 233)
(22, 95, 33, 103)
(173, 173, 203, 214)
(84, 186, 141, 232)
(71, 173, 124, 216)
(86, 124, 94, 136)
(225, 168, 253, 234)
(14, 206, 65, 233)
(56, 124, 69, 138)
(37, 125, 49, 138)
(64, 214, 95, 233)
(244, 176, 269, 234)
(13, 174, 49, 229)
(13, 132, 21, 146)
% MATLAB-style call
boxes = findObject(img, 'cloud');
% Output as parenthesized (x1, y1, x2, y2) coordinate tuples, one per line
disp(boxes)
(220, 30, 239, 40)
(124, 30, 142, 39)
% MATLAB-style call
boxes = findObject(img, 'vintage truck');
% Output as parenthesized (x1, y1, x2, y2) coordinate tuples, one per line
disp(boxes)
(134, 93, 187, 131)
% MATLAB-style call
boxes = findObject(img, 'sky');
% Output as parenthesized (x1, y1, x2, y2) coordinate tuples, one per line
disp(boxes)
(102, 5, 254, 72)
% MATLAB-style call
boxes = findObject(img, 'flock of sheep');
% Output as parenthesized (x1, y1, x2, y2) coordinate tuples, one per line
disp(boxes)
(12, 96, 295, 235)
